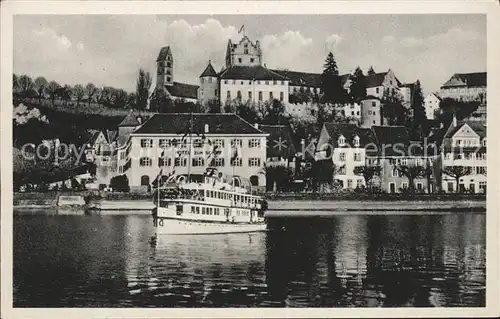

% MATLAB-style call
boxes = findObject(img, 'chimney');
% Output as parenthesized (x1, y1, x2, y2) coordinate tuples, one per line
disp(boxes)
(204, 124, 209, 133)
(452, 113, 457, 127)
(439, 121, 444, 129)
(137, 117, 142, 124)
(254, 123, 259, 130)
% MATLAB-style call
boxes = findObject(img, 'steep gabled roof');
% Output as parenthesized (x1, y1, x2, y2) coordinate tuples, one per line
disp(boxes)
(200, 61, 218, 78)
(365, 72, 388, 88)
(156, 46, 172, 62)
(220, 65, 288, 81)
(371, 125, 410, 156)
(441, 72, 487, 88)
(270, 69, 321, 87)
(270, 69, 351, 88)
(323, 123, 377, 151)
(165, 82, 199, 100)
(133, 113, 266, 135)
(259, 124, 297, 159)
(429, 92, 442, 100)
(87, 129, 116, 146)
(444, 121, 486, 139)
(118, 111, 141, 127)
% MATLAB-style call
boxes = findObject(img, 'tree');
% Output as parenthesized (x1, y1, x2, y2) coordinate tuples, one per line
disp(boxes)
(18, 74, 35, 99)
(367, 65, 376, 75)
(46, 81, 60, 106)
(397, 164, 426, 191)
(320, 52, 346, 104)
(58, 85, 73, 106)
(34, 76, 48, 104)
(109, 175, 130, 192)
(410, 80, 426, 140)
(100, 86, 115, 106)
(349, 66, 367, 102)
(354, 165, 381, 188)
(111, 88, 128, 108)
(150, 88, 171, 112)
(237, 101, 261, 124)
(381, 88, 408, 126)
(72, 84, 86, 106)
(85, 83, 97, 106)
(262, 99, 286, 125)
(206, 99, 221, 113)
(438, 97, 480, 122)
(95, 87, 105, 106)
(135, 69, 152, 110)
(442, 166, 472, 193)
(13, 74, 20, 95)
(262, 165, 293, 192)
(127, 92, 137, 109)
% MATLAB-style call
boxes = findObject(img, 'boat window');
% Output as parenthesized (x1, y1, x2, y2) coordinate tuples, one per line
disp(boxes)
(209, 207, 213, 215)
(202, 207, 206, 214)
(191, 206, 195, 214)
(196, 206, 200, 214)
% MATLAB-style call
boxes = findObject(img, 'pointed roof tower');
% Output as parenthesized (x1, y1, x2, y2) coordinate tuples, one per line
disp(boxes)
(156, 46, 172, 62)
(200, 60, 217, 77)
(118, 111, 140, 127)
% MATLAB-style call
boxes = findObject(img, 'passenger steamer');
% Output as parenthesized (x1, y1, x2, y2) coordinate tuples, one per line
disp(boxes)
(152, 172, 268, 235)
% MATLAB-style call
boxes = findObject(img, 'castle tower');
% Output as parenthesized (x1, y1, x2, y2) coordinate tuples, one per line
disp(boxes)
(156, 46, 174, 88)
(225, 36, 262, 68)
(198, 60, 219, 107)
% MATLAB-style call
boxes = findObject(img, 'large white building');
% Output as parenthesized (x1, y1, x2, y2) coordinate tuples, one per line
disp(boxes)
(440, 72, 487, 102)
(113, 113, 269, 192)
(315, 123, 378, 189)
(424, 92, 441, 120)
(440, 118, 486, 193)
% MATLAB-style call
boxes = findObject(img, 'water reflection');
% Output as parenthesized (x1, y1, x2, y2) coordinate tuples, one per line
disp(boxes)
(14, 213, 485, 307)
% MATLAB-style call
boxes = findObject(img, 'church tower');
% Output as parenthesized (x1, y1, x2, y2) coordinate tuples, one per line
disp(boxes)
(156, 46, 174, 88)
(198, 60, 219, 107)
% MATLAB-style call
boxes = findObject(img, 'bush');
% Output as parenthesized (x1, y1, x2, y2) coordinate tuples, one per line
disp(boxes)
(109, 175, 130, 192)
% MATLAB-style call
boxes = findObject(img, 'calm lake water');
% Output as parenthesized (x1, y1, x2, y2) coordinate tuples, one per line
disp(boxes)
(13, 211, 486, 307)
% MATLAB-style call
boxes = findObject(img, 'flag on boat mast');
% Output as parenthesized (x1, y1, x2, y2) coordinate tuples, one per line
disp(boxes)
(238, 25, 245, 36)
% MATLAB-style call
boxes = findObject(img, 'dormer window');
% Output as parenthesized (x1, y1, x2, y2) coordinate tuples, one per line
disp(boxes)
(338, 135, 346, 146)
(482, 138, 487, 146)
(354, 135, 360, 147)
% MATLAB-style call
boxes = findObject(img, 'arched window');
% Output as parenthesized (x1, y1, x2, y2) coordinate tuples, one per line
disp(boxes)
(232, 177, 241, 187)
(338, 135, 346, 146)
(141, 175, 150, 186)
(250, 175, 259, 186)
(354, 135, 360, 147)
(237, 91, 242, 100)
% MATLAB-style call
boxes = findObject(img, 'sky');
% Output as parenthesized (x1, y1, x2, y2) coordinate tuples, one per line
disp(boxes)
(13, 14, 486, 95)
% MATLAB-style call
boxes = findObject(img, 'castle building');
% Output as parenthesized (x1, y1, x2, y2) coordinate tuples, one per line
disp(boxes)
(152, 34, 410, 124)
(440, 72, 487, 102)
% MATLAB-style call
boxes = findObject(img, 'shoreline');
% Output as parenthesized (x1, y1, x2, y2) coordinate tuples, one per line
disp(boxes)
(13, 193, 486, 216)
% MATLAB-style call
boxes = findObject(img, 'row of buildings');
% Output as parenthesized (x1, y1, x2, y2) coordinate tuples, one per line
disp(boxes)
(152, 34, 486, 123)
(80, 33, 486, 194)
(84, 108, 486, 194)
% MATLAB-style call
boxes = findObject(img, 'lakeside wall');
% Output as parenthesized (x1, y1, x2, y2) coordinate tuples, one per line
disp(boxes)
(13, 192, 486, 213)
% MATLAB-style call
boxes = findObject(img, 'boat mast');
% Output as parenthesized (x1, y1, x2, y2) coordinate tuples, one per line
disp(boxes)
(187, 112, 193, 183)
